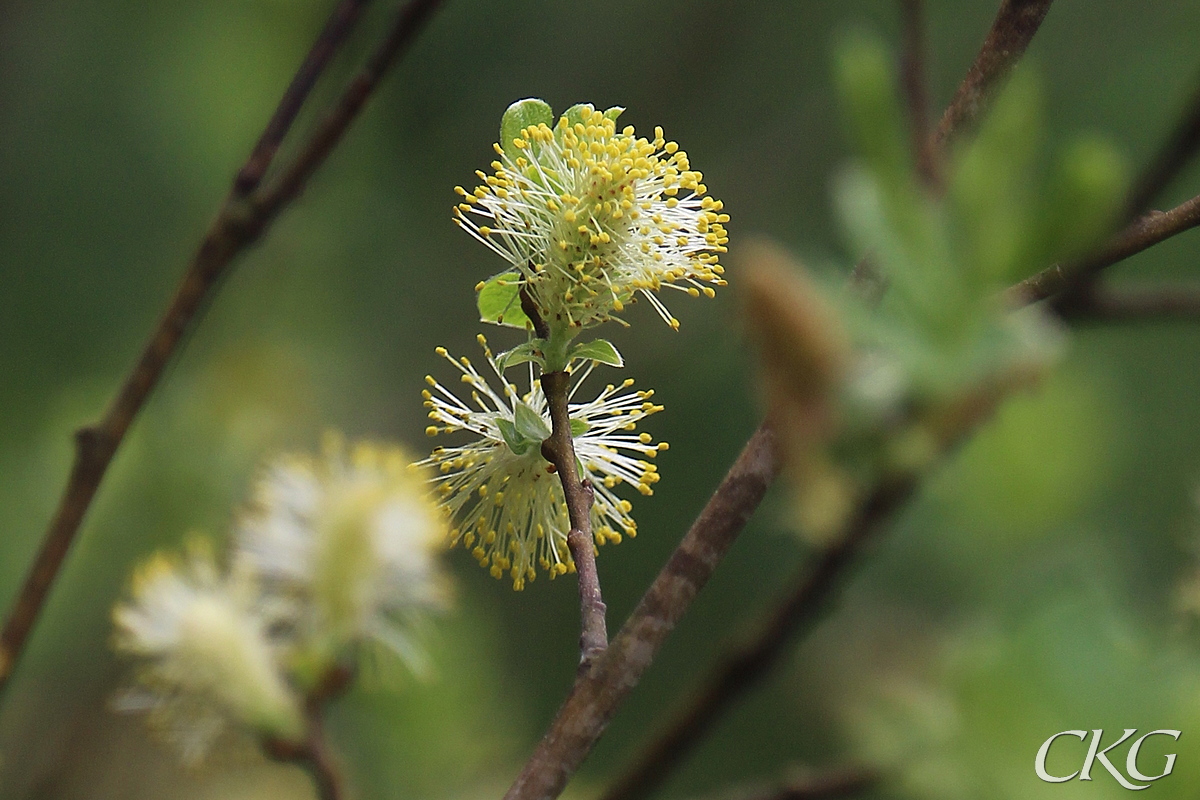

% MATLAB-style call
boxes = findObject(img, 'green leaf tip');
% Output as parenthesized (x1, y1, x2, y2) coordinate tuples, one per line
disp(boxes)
(500, 98, 553, 153)
(496, 417, 534, 456)
(477, 272, 532, 330)
(834, 29, 909, 192)
(513, 401, 551, 443)
(569, 339, 624, 368)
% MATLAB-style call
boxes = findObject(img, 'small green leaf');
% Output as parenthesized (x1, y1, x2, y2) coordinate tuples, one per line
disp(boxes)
(500, 98, 553, 153)
(497, 417, 534, 456)
(569, 338, 624, 367)
(561, 103, 597, 128)
(603, 106, 625, 122)
(570, 418, 591, 436)
(834, 30, 910, 198)
(514, 401, 551, 443)
(496, 340, 547, 372)
(477, 273, 532, 329)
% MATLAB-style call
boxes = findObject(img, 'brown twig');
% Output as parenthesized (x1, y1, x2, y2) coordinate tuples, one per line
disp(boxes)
(1009, 196, 1200, 305)
(541, 370, 608, 665)
(708, 766, 881, 800)
(234, 0, 373, 195)
(254, 0, 444, 215)
(265, 664, 355, 800)
(502, 422, 781, 800)
(898, 0, 938, 189)
(932, 0, 1054, 150)
(0, 0, 446, 700)
(1054, 282, 1200, 322)
(1125, 72, 1200, 217)
(598, 479, 915, 800)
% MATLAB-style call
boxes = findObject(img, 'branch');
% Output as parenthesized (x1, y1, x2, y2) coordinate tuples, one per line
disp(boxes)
(598, 379, 1007, 800)
(1009, 195, 1200, 305)
(266, 717, 347, 800)
(598, 479, 915, 800)
(540, 370, 608, 665)
(1055, 282, 1200, 322)
(502, 422, 782, 800)
(707, 767, 880, 800)
(0, 0, 446, 700)
(1125, 72, 1200, 217)
(265, 664, 354, 800)
(932, 0, 1054, 149)
(234, 0, 373, 195)
(898, 0, 938, 189)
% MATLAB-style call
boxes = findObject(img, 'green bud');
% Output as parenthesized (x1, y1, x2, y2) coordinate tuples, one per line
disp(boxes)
(500, 98, 553, 153)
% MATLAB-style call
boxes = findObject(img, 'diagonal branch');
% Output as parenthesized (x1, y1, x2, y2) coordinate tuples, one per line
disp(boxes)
(702, 766, 880, 800)
(932, 0, 1054, 150)
(234, 0, 374, 195)
(898, 0, 938, 189)
(0, 0, 446, 701)
(1125, 72, 1200, 217)
(1009, 195, 1200, 305)
(598, 480, 915, 800)
(502, 422, 782, 800)
(1054, 282, 1200, 322)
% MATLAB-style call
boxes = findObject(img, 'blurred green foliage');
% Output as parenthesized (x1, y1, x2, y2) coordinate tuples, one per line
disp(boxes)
(4, 1, 1200, 799)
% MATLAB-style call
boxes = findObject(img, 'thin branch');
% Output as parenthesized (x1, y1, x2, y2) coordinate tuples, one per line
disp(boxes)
(267, 717, 347, 800)
(932, 0, 1054, 149)
(265, 664, 354, 800)
(234, 0, 373, 195)
(598, 479, 915, 800)
(898, 0, 938, 189)
(1055, 282, 1200, 322)
(0, 0, 446, 700)
(597, 380, 1007, 800)
(502, 422, 782, 800)
(709, 767, 880, 800)
(1009, 195, 1200, 305)
(541, 370, 608, 664)
(1125, 72, 1200, 217)
(254, 0, 444, 216)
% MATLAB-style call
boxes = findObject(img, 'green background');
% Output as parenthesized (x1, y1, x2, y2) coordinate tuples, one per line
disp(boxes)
(3, 1, 1200, 797)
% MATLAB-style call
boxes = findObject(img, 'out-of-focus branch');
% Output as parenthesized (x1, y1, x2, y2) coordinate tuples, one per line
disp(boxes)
(598, 479, 915, 800)
(0, 0, 446, 701)
(1055, 283, 1200, 322)
(502, 422, 782, 800)
(933, 0, 1054, 149)
(898, 0, 938, 189)
(1010, 196, 1200, 305)
(1013, 71, 1200, 309)
(707, 767, 881, 800)
(234, 0, 373, 195)
(598, 377, 1007, 800)
(265, 664, 355, 800)
(1125, 73, 1200, 216)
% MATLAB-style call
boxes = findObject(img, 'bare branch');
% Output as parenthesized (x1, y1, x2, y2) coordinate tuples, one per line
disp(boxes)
(502, 422, 782, 800)
(898, 0, 938, 189)
(933, 0, 1054, 149)
(598, 479, 915, 800)
(234, 0, 373, 195)
(1055, 282, 1200, 322)
(541, 370, 608, 664)
(0, 0, 446, 700)
(254, 0, 444, 216)
(1009, 196, 1200, 305)
(1125, 72, 1200, 217)
(709, 767, 880, 800)
(265, 664, 355, 800)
